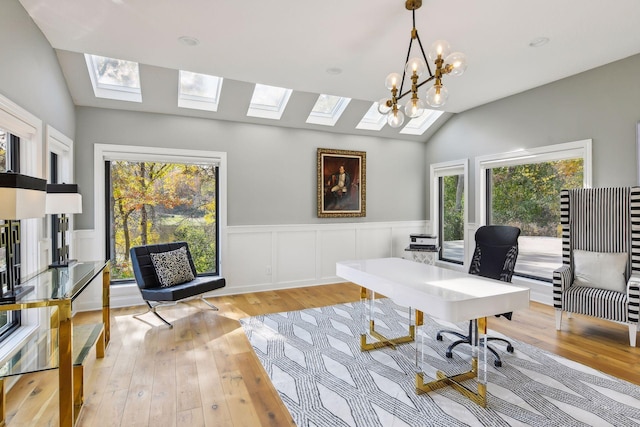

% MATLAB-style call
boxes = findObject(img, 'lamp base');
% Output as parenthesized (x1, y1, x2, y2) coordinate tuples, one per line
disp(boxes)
(0, 285, 35, 304)
(49, 259, 77, 269)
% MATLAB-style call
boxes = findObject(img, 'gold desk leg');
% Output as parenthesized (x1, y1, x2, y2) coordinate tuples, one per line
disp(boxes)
(102, 263, 111, 348)
(0, 378, 5, 427)
(415, 317, 488, 407)
(73, 365, 84, 416)
(359, 303, 422, 352)
(58, 300, 74, 427)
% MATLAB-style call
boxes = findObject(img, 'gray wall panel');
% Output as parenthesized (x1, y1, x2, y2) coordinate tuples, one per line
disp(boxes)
(425, 54, 640, 222)
(0, 0, 75, 139)
(75, 107, 426, 228)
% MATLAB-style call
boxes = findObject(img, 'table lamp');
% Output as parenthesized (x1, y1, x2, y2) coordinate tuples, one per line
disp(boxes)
(46, 183, 83, 268)
(0, 172, 47, 302)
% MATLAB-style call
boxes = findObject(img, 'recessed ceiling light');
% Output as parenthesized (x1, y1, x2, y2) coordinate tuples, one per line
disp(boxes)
(178, 36, 200, 47)
(326, 67, 343, 75)
(529, 37, 550, 48)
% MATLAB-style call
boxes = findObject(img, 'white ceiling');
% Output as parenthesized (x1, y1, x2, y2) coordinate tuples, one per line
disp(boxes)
(18, 0, 640, 138)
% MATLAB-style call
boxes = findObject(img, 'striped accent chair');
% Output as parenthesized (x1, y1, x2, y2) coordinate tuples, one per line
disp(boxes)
(553, 187, 640, 347)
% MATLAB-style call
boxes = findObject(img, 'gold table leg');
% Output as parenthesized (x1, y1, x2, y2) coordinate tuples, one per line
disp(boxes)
(58, 300, 73, 427)
(359, 286, 423, 352)
(415, 317, 488, 407)
(102, 263, 111, 348)
(0, 378, 5, 427)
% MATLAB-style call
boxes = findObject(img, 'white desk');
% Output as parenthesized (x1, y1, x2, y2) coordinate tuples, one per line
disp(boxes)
(336, 257, 530, 406)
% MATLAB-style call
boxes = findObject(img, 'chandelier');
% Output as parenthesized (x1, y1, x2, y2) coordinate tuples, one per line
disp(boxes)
(379, 0, 467, 128)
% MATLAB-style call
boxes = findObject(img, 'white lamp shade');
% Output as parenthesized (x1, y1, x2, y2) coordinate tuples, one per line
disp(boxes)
(46, 192, 83, 215)
(0, 187, 47, 219)
(0, 173, 47, 220)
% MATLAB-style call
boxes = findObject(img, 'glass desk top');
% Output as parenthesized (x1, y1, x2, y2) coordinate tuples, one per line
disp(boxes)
(13, 260, 109, 304)
(0, 260, 109, 378)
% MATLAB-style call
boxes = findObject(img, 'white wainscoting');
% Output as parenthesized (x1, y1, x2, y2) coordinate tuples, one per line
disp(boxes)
(73, 221, 428, 309)
(73, 220, 552, 309)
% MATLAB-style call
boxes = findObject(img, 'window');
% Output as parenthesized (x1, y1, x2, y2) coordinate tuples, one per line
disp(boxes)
(0, 128, 21, 341)
(431, 159, 468, 265)
(50, 152, 61, 263)
(47, 125, 75, 268)
(400, 109, 444, 135)
(107, 160, 219, 281)
(439, 174, 465, 263)
(84, 54, 142, 102)
(178, 70, 223, 112)
(306, 95, 351, 126)
(246, 84, 292, 120)
(356, 103, 387, 131)
(478, 140, 592, 282)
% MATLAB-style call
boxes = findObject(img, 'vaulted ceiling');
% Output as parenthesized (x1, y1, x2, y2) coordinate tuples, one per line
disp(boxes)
(19, 0, 640, 142)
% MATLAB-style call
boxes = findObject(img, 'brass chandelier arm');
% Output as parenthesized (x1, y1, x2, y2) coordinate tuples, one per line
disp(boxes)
(381, 0, 466, 121)
(398, 75, 436, 101)
(394, 9, 434, 105)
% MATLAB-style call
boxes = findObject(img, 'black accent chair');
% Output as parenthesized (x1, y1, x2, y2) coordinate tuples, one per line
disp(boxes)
(130, 241, 226, 328)
(436, 225, 520, 367)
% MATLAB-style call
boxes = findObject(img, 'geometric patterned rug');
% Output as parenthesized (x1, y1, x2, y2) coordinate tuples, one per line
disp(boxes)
(240, 298, 640, 427)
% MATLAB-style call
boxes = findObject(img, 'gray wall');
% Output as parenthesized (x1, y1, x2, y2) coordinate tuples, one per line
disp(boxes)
(0, 0, 75, 139)
(425, 53, 640, 222)
(75, 107, 427, 228)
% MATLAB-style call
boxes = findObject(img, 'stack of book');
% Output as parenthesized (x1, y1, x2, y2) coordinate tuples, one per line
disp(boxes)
(409, 234, 438, 251)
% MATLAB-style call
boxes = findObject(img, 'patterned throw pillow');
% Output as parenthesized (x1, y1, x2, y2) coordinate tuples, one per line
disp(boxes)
(150, 246, 195, 288)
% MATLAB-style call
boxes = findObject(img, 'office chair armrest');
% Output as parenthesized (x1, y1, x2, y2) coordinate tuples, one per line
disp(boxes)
(552, 264, 573, 309)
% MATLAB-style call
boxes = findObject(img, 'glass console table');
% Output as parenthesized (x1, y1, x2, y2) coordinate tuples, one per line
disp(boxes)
(0, 260, 110, 427)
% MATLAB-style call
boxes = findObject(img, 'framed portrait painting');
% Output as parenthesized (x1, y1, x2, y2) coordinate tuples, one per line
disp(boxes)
(317, 148, 366, 218)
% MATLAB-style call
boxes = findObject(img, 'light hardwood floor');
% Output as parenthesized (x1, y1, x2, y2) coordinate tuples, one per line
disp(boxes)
(5, 282, 640, 426)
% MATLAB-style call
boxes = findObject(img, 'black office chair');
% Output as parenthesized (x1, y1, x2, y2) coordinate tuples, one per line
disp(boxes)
(436, 225, 520, 367)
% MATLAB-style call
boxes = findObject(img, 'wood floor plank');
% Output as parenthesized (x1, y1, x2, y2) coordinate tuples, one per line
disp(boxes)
(4, 282, 640, 426)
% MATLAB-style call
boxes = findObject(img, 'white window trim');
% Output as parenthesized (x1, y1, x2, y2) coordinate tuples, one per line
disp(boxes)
(246, 85, 292, 120)
(306, 96, 351, 126)
(0, 93, 44, 366)
(93, 144, 228, 276)
(46, 126, 75, 260)
(84, 54, 142, 103)
(430, 158, 469, 268)
(475, 139, 593, 227)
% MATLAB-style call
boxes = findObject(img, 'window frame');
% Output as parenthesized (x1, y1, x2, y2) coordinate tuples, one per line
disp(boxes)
(47, 125, 75, 265)
(94, 144, 228, 282)
(0, 92, 44, 355)
(476, 139, 592, 281)
(430, 158, 469, 267)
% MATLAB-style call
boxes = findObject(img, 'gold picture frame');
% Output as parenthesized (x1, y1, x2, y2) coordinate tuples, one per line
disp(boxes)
(317, 148, 366, 218)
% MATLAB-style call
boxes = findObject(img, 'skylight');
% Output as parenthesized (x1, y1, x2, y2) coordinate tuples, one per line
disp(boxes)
(84, 54, 142, 102)
(355, 103, 387, 131)
(178, 70, 224, 112)
(306, 94, 351, 126)
(246, 84, 292, 120)
(400, 109, 444, 135)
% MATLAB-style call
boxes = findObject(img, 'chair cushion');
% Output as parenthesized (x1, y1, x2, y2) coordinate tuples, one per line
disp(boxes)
(563, 285, 628, 322)
(573, 249, 627, 293)
(150, 246, 195, 287)
(141, 276, 226, 301)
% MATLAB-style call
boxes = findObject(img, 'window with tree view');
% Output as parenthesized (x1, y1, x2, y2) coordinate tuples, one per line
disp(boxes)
(0, 128, 21, 341)
(487, 158, 583, 281)
(439, 174, 464, 263)
(108, 160, 218, 281)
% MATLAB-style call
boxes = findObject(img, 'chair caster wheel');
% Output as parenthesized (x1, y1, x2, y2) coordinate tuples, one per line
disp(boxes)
(436, 334, 443, 341)
(445, 351, 453, 359)
(494, 360, 502, 367)
(507, 345, 514, 353)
